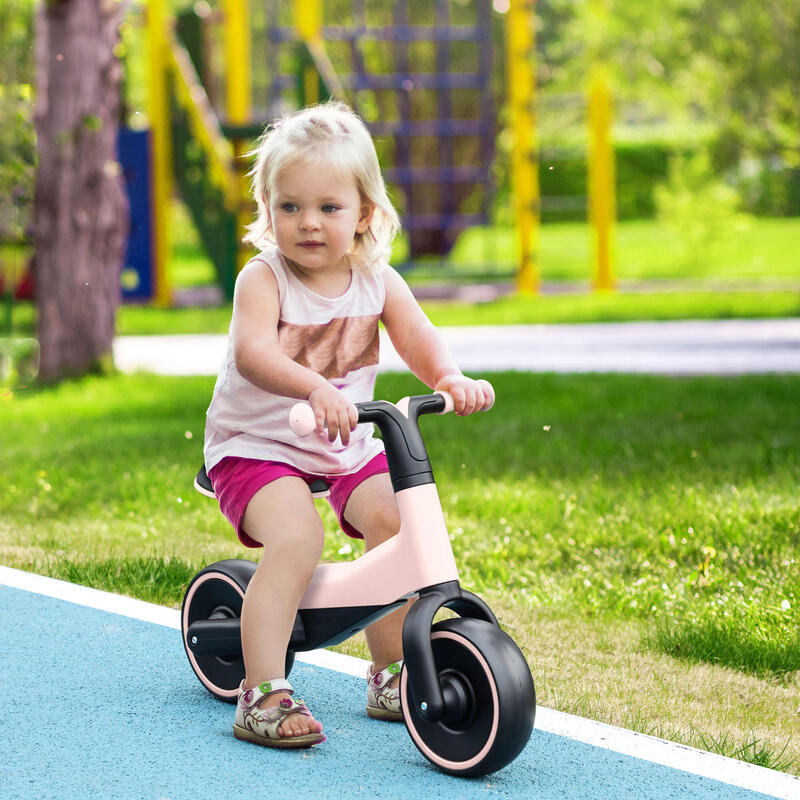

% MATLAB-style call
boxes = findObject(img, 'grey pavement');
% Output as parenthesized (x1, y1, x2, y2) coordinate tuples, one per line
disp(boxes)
(113, 318, 800, 377)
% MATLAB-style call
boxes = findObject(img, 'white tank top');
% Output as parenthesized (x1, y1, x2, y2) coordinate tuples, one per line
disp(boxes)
(204, 244, 386, 475)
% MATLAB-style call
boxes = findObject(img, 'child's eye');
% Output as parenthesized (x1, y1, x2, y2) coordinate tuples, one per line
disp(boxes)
(280, 202, 298, 213)
(321, 204, 340, 213)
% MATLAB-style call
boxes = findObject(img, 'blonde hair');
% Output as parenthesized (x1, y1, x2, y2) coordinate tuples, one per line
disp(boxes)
(243, 101, 401, 272)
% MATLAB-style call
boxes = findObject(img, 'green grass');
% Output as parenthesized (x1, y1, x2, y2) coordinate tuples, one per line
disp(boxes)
(653, 603, 800, 677)
(170, 208, 800, 286)
(420, 288, 800, 326)
(104, 211, 800, 332)
(444, 217, 800, 283)
(39, 554, 198, 607)
(6, 287, 799, 339)
(5, 216, 799, 338)
(1, 370, 798, 771)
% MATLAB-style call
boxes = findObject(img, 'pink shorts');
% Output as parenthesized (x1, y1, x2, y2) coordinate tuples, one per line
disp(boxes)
(207, 453, 390, 548)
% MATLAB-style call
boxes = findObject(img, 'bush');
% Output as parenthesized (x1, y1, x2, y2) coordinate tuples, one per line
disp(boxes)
(654, 150, 751, 271)
(536, 137, 800, 223)
(539, 139, 702, 221)
(733, 157, 800, 217)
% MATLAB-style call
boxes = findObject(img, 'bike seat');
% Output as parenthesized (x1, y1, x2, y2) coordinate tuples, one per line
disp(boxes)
(194, 465, 216, 498)
(308, 479, 331, 498)
(193, 465, 330, 499)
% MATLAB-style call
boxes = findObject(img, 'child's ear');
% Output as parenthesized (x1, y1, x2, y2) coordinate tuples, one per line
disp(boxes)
(356, 203, 375, 234)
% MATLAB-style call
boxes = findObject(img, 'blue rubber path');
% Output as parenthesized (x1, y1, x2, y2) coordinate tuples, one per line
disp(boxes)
(0, 584, 784, 800)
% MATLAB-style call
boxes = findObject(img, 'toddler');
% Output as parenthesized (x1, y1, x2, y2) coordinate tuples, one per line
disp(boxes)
(204, 101, 494, 748)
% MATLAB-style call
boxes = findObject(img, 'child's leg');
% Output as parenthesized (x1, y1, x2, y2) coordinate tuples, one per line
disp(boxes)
(342, 472, 406, 675)
(240, 476, 325, 738)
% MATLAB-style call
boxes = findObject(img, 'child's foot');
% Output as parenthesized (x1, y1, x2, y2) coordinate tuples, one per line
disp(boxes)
(366, 660, 404, 721)
(234, 679, 325, 748)
(261, 690, 323, 738)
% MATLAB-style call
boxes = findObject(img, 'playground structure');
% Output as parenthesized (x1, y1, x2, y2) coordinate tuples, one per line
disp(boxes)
(123, 0, 615, 305)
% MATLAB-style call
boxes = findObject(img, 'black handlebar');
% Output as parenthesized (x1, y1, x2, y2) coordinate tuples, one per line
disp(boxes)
(356, 394, 447, 492)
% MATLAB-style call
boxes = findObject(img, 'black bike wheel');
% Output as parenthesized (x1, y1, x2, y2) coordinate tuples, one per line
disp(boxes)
(181, 559, 296, 703)
(400, 617, 535, 777)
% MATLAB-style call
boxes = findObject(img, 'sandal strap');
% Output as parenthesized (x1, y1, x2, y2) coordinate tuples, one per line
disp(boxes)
(256, 678, 293, 697)
(368, 659, 404, 688)
(237, 682, 316, 742)
(238, 678, 293, 709)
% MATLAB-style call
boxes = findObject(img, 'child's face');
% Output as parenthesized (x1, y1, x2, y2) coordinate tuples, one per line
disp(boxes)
(268, 160, 373, 273)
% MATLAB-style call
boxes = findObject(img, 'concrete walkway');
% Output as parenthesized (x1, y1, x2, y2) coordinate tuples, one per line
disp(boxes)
(113, 318, 800, 376)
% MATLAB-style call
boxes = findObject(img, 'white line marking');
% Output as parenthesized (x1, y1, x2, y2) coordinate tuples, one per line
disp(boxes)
(0, 565, 182, 629)
(1, 566, 796, 799)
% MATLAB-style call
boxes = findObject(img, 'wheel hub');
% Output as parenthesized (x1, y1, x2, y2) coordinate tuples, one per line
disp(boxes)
(439, 669, 476, 729)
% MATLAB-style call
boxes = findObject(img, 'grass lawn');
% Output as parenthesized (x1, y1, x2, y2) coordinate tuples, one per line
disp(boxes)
(5, 216, 800, 337)
(1, 371, 798, 772)
(166, 208, 800, 286)
(105, 211, 800, 332)
(444, 217, 800, 283)
(106, 287, 798, 335)
(7, 286, 799, 338)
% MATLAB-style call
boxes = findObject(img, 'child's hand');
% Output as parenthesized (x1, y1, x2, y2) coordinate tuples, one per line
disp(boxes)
(434, 375, 495, 416)
(307, 384, 359, 445)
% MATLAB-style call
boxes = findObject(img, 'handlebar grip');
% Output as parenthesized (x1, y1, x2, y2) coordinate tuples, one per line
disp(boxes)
(435, 390, 455, 414)
(289, 402, 317, 437)
(290, 391, 456, 438)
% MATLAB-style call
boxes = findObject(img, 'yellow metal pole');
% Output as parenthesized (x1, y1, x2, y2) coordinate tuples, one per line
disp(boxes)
(587, 66, 616, 291)
(507, 0, 539, 295)
(224, 0, 251, 125)
(586, 0, 616, 291)
(224, 0, 252, 274)
(295, 0, 322, 42)
(146, 0, 172, 306)
(295, 0, 323, 106)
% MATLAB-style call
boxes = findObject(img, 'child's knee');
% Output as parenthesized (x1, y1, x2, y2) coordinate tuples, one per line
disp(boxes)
(287, 511, 326, 558)
(261, 508, 325, 567)
(366, 501, 401, 545)
(382, 502, 402, 537)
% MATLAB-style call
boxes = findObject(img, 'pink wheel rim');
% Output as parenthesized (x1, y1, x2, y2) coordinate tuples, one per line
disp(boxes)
(182, 572, 244, 700)
(400, 629, 500, 772)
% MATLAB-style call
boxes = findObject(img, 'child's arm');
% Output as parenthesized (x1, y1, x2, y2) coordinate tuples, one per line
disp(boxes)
(381, 267, 494, 415)
(230, 261, 358, 443)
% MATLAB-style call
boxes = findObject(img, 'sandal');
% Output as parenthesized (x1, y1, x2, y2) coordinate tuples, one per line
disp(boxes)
(233, 679, 326, 748)
(366, 660, 404, 721)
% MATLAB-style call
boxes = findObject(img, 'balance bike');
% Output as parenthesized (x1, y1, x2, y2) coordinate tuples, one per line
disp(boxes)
(181, 392, 535, 776)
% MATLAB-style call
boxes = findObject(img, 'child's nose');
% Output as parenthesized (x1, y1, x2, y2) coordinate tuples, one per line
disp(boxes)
(299, 210, 321, 230)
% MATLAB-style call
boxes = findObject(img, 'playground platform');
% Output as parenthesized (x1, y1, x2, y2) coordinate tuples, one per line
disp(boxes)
(114, 318, 800, 377)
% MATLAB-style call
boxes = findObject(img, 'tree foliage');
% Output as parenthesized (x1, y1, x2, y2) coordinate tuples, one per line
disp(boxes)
(681, 0, 800, 163)
(537, 0, 800, 163)
(0, 0, 36, 243)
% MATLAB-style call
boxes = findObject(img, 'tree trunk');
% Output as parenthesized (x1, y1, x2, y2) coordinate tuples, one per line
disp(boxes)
(33, 0, 129, 381)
